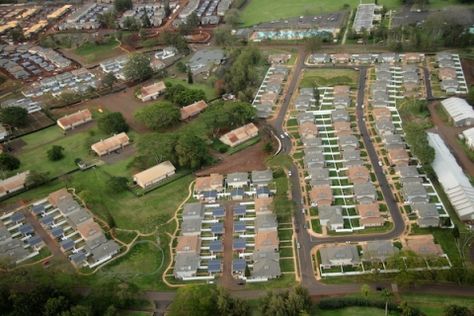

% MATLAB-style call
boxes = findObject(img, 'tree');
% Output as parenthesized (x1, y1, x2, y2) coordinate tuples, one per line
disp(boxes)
(400, 301, 423, 316)
(261, 286, 311, 316)
(164, 82, 206, 107)
(43, 296, 71, 316)
(404, 122, 434, 166)
(0, 152, 20, 171)
(223, 47, 263, 96)
(98, 112, 129, 134)
(26, 170, 49, 188)
(214, 26, 235, 46)
(444, 305, 472, 316)
(98, 11, 117, 28)
(142, 14, 152, 28)
(134, 101, 180, 130)
(467, 86, 474, 105)
(9, 27, 25, 42)
(216, 288, 250, 316)
(134, 133, 178, 169)
(179, 12, 200, 35)
(0, 106, 28, 128)
(224, 9, 241, 26)
(114, 0, 132, 13)
(263, 142, 273, 154)
(163, 0, 171, 16)
(452, 225, 460, 240)
(47, 145, 65, 161)
(175, 61, 188, 73)
(124, 54, 153, 82)
(61, 305, 92, 316)
(107, 176, 128, 193)
(244, 264, 251, 277)
(122, 16, 141, 31)
(360, 284, 370, 298)
(102, 72, 117, 89)
(175, 132, 209, 169)
(168, 285, 218, 316)
(187, 69, 193, 84)
(381, 289, 393, 316)
(160, 32, 189, 54)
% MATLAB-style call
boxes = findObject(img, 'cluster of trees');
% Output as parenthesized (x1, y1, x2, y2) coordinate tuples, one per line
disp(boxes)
(0, 279, 140, 316)
(114, 0, 132, 13)
(134, 131, 209, 170)
(0, 107, 28, 128)
(222, 47, 263, 101)
(178, 12, 200, 35)
(135, 101, 180, 130)
(404, 122, 434, 166)
(123, 54, 154, 83)
(159, 32, 189, 54)
(165, 82, 207, 107)
(0, 152, 20, 171)
(260, 286, 312, 316)
(97, 112, 129, 135)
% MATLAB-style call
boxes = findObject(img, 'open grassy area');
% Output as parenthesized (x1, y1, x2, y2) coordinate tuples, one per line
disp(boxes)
(240, 0, 401, 26)
(400, 293, 474, 316)
(300, 69, 358, 89)
(73, 37, 123, 64)
(314, 307, 399, 316)
(15, 126, 102, 178)
(165, 78, 217, 100)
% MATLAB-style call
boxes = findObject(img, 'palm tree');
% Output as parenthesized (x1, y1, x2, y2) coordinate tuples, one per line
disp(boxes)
(381, 288, 393, 316)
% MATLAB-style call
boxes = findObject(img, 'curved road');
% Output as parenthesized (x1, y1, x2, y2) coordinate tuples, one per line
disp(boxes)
(269, 52, 406, 293)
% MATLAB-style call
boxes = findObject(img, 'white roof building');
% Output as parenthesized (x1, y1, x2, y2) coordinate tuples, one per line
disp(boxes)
(462, 127, 474, 149)
(428, 132, 474, 221)
(440, 97, 474, 127)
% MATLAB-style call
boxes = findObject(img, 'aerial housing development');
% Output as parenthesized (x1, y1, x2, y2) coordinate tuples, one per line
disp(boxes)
(0, 0, 473, 314)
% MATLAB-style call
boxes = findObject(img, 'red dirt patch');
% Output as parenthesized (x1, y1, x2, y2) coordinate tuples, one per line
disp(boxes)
(461, 58, 474, 86)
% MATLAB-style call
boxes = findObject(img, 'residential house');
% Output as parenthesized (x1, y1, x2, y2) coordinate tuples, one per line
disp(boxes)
(403, 53, 424, 64)
(227, 172, 249, 188)
(396, 165, 420, 182)
(357, 202, 384, 227)
(303, 136, 323, 149)
(57, 109, 92, 131)
(347, 165, 370, 184)
(254, 197, 273, 214)
(252, 251, 281, 279)
(412, 203, 440, 228)
(354, 182, 377, 204)
(331, 53, 351, 64)
(310, 185, 333, 207)
(255, 213, 278, 233)
(231, 188, 245, 200)
(318, 206, 344, 231)
(0, 171, 29, 198)
(219, 123, 259, 147)
(339, 135, 359, 151)
(297, 112, 314, 125)
(133, 161, 176, 189)
(254, 230, 279, 252)
(173, 253, 200, 279)
(333, 121, 352, 137)
(295, 95, 313, 111)
(268, 54, 291, 64)
(441, 79, 459, 94)
(180, 100, 208, 120)
(308, 54, 330, 64)
(402, 182, 428, 204)
(309, 167, 330, 187)
(299, 121, 318, 138)
(91, 133, 130, 156)
(363, 240, 399, 262)
(251, 169, 273, 187)
(331, 109, 350, 122)
(182, 203, 204, 220)
(181, 218, 202, 236)
(319, 245, 360, 268)
(375, 118, 395, 136)
(387, 147, 410, 166)
(194, 173, 224, 193)
(438, 67, 457, 81)
(304, 150, 325, 169)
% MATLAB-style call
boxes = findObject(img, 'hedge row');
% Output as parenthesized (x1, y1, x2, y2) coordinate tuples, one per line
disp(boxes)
(318, 297, 398, 311)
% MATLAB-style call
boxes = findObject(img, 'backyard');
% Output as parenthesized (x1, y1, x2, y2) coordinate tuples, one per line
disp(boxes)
(300, 69, 359, 89)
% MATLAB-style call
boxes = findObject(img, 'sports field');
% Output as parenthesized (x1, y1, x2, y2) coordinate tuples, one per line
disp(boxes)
(240, 0, 472, 26)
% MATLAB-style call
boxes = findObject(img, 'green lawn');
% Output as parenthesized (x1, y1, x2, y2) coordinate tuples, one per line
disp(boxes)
(300, 69, 358, 89)
(165, 78, 217, 100)
(16, 126, 101, 178)
(400, 293, 474, 316)
(73, 37, 123, 64)
(314, 307, 399, 316)
(240, 0, 401, 26)
(100, 242, 163, 275)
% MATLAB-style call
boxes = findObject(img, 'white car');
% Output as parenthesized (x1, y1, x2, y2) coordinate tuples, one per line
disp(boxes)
(378, 161, 383, 166)
(280, 134, 285, 139)
(297, 242, 301, 249)
(288, 170, 292, 176)
(284, 132, 289, 137)
(302, 208, 305, 214)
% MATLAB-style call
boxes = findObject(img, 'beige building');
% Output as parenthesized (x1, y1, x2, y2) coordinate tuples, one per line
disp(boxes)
(194, 173, 224, 192)
(133, 161, 176, 189)
(0, 171, 29, 197)
(180, 100, 208, 120)
(57, 109, 92, 131)
(138, 81, 166, 102)
(219, 123, 259, 147)
(91, 132, 130, 156)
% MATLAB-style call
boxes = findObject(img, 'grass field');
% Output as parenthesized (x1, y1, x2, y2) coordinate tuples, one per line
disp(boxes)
(240, 0, 473, 26)
(101, 242, 163, 275)
(314, 307, 399, 316)
(15, 126, 101, 178)
(165, 78, 217, 100)
(73, 37, 123, 64)
(400, 293, 474, 316)
(240, 0, 401, 26)
(300, 69, 358, 88)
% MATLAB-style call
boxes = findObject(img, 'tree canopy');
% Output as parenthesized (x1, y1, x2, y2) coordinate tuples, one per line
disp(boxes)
(404, 122, 435, 166)
(0, 152, 20, 171)
(164, 82, 206, 107)
(124, 54, 153, 82)
(260, 286, 312, 316)
(114, 0, 132, 13)
(47, 145, 65, 161)
(0, 106, 28, 128)
(97, 112, 129, 135)
(201, 101, 256, 137)
(134, 101, 180, 130)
